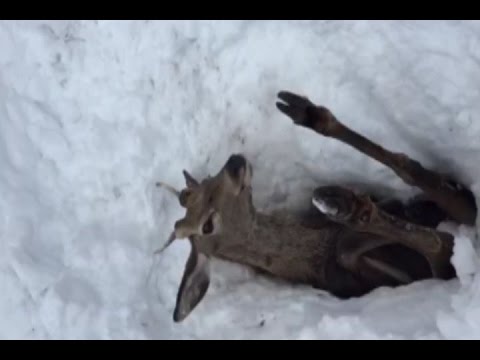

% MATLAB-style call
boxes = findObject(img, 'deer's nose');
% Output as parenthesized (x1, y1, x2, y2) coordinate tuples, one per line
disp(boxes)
(174, 218, 194, 239)
(225, 154, 247, 179)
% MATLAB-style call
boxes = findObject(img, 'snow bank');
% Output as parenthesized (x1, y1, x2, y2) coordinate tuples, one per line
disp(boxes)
(1, 20, 479, 339)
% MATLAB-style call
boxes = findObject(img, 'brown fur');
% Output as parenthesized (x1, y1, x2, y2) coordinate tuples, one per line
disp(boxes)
(159, 90, 477, 322)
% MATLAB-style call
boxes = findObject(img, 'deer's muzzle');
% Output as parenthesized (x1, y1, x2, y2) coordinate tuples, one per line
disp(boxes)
(225, 154, 247, 179)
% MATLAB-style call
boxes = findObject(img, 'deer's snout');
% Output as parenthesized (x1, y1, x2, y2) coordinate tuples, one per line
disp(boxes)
(174, 218, 195, 239)
(225, 154, 247, 179)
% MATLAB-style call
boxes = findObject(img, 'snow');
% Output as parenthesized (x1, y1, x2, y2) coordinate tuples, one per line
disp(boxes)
(1, 20, 480, 339)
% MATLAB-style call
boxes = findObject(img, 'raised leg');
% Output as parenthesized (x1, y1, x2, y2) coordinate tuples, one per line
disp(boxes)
(276, 91, 477, 226)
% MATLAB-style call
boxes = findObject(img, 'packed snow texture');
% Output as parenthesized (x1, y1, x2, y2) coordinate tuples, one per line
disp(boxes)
(1, 20, 480, 339)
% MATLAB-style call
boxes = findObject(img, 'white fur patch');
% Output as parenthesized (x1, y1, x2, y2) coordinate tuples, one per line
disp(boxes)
(312, 198, 338, 216)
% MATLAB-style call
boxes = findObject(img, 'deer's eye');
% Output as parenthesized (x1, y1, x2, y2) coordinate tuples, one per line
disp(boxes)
(202, 215, 214, 235)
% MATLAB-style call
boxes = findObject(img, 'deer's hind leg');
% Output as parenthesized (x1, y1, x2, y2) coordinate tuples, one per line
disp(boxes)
(375, 197, 449, 229)
(276, 91, 477, 227)
(313, 185, 457, 281)
(336, 232, 414, 286)
(335, 231, 436, 293)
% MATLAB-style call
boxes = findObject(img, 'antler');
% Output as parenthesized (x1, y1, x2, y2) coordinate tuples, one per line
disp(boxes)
(154, 181, 181, 255)
(156, 181, 180, 197)
(154, 231, 177, 255)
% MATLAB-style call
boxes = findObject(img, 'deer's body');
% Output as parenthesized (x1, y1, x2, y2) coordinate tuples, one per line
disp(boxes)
(196, 210, 341, 289)
(158, 90, 477, 322)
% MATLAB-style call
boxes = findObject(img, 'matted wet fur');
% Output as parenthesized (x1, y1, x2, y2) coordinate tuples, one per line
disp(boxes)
(156, 90, 477, 322)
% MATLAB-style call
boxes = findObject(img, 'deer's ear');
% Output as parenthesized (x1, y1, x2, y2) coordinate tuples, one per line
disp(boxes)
(173, 240, 210, 322)
(183, 170, 199, 188)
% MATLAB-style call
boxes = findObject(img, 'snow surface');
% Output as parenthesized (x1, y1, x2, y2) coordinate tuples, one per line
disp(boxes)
(1, 20, 480, 339)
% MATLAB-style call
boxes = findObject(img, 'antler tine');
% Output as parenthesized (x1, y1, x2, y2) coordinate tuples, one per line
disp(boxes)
(154, 231, 177, 255)
(156, 181, 180, 197)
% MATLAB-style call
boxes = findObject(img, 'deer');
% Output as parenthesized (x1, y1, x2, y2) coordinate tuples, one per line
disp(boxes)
(155, 90, 478, 323)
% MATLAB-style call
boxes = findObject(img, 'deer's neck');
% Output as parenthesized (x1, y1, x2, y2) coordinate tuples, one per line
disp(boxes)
(252, 211, 308, 244)
(207, 209, 338, 286)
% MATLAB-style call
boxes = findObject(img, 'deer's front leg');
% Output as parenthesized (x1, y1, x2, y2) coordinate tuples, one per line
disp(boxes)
(276, 91, 341, 136)
(276, 90, 477, 226)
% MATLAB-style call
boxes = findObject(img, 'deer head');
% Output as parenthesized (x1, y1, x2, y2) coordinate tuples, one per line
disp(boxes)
(157, 154, 255, 322)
